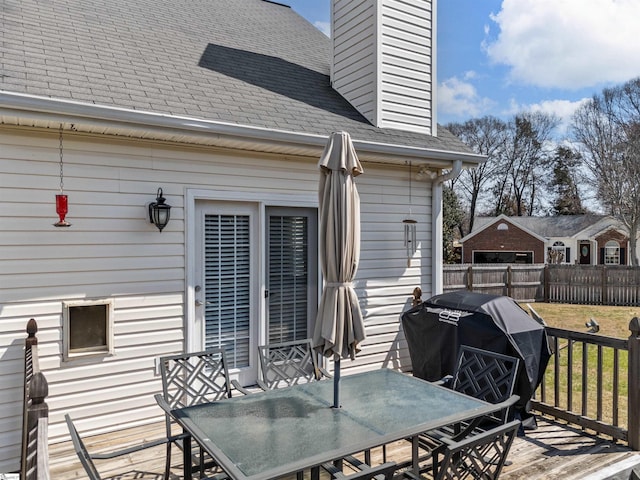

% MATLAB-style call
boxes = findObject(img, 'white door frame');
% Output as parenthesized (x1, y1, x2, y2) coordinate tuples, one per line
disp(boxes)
(185, 188, 317, 368)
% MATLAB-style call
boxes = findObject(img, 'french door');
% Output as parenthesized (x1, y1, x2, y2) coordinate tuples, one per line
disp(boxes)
(266, 207, 318, 344)
(194, 201, 317, 386)
(195, 201, 258, 384)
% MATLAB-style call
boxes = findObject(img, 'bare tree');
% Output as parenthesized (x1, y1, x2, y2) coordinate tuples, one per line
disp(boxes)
(446, 116, 508, 234)
(498, 112, 559, 216)
(572, 77, 640, 265)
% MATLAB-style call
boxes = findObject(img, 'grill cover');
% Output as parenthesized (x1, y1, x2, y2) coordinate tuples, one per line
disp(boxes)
(401, 291, 551, 412)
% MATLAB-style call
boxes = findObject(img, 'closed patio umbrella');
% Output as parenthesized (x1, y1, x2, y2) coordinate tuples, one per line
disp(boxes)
(312, 131, 366, 408)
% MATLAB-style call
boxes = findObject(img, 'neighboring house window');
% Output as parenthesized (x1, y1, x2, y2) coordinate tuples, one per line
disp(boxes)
(604, 240, 620, 265)
(497, 223, 508, 231)
(63, 299, 114, 361)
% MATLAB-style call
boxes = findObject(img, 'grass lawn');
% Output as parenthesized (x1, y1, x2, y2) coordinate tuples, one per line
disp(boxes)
(522, 302, 638, 431)
(522, 302, 640, 338)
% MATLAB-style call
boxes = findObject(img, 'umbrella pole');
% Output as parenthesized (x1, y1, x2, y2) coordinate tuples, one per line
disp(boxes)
(333, 357, 341, 408)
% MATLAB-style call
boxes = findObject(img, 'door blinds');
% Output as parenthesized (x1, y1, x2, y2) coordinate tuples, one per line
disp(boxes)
(204, 214, 251, 368)
(268, 215, 309, 344)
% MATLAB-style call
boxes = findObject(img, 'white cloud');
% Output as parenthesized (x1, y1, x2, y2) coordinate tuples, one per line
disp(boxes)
(531, 98, 590, 136)
(438, 75, 495, 120)
(504, 97, 589, 136)
(485, 0, 640, 89)
(314, 21, 330, 37)
(529, 98, 588, 122)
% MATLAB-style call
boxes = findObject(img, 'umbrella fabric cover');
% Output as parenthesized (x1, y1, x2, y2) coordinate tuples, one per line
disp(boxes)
(401, 291, 551, 411)
(313, 131, 366, 362)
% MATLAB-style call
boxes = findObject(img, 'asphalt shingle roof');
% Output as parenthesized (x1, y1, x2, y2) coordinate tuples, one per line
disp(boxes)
(0, 0, 472, 153)
(472, 215, 609, 238)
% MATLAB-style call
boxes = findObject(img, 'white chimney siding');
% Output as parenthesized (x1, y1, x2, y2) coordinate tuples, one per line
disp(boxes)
(331, 0, 436, 136)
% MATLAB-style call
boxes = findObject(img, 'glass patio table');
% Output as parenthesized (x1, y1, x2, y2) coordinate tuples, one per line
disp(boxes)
(169, 368, 499, 480)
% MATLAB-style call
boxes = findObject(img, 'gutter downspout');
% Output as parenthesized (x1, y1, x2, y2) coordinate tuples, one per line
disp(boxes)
(431, 160, 462, 295)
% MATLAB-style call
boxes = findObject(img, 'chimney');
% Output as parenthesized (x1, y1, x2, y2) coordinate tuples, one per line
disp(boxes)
(331, 0, 436, 136)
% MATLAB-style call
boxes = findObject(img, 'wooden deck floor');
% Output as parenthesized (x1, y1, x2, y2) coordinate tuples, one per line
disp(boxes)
(50, 415, 640, 480)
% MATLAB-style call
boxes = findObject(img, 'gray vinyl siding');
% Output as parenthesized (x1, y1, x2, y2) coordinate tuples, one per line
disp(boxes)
(0, 126, 431, 471)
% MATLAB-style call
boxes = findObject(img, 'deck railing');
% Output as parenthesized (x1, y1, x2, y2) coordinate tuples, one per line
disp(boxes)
(21, 318, 50, 480)
(530, 317, 640, 449)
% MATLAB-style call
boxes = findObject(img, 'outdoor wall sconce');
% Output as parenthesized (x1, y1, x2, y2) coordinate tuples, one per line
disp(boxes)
(148, 188, 171, 232)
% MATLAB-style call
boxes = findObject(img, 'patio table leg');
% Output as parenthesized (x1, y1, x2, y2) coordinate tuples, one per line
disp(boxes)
(311, 465, 320, 480)
(183, 429, 192, 480)
(411, 436, 419, 475)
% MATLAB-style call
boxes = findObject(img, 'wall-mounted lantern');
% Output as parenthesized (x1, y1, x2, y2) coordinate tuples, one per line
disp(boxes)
(148, 188, 171, 232)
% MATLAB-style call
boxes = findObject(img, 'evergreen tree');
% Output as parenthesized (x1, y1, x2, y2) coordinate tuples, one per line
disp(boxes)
(550, 146, 586, 215)
(443, 186, 464, 263)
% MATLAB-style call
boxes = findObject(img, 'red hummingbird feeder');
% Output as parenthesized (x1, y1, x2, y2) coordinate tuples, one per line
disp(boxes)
(55, 193, 71, 227)
(54, 124, 71, 227)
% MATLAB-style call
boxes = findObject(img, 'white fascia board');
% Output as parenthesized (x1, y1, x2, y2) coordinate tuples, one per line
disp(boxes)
(0, 91, 486, 168)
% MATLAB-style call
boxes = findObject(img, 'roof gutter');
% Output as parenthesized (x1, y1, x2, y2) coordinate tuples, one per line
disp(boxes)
(0, 91, 485, 167)
(431, 160, 463, 295)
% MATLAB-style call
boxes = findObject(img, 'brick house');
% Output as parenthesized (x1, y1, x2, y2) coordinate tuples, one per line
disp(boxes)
(460, 214, 632, 265)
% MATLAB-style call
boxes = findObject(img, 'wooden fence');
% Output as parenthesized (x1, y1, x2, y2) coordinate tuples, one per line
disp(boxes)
(444, 264, 640, 305)
(531, 317, 640, 449)
(443, 264, 545, 301)
(546, 265, 640, 305)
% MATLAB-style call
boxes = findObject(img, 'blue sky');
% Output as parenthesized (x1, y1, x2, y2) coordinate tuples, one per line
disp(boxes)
(285, 0, 640, 133)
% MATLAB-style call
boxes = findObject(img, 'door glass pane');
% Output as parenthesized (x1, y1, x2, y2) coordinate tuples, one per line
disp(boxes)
(204, 214, 251, 368)
(268, 215, 309, 343)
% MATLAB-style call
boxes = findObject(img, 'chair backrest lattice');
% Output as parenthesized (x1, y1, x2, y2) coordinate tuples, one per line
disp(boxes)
(452, 346, 519, 422)
(258, 339, 320, 389)
(435, 420, 520, 480)
(160, 348, 233, 411)
(65, 414, 102, 480)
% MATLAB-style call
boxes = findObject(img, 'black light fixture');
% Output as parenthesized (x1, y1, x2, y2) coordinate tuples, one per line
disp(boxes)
(148, 188, 171, 232)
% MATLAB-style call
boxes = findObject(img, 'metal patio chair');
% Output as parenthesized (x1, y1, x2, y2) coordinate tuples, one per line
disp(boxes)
(442, 345, 520, 425)
(427, 419, 520, 480)
(413, 345, 520, 472)
(65, 414, 170, 480)
(257, 338, 331, 390)
(159, 348, 247, 479)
